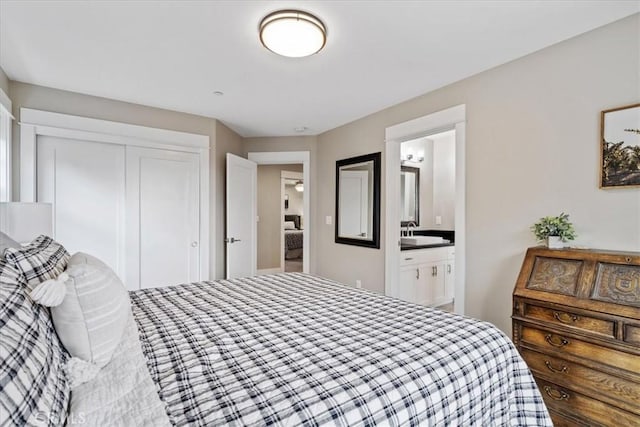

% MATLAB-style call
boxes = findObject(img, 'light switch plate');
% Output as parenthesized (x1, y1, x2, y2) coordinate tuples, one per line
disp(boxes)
(326, 216, 332, 225)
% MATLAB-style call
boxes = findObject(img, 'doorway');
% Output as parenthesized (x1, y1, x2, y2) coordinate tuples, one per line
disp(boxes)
(248, 151, 311, 274)
(385, 105, 466, 315)
(281, 170, 304, 272)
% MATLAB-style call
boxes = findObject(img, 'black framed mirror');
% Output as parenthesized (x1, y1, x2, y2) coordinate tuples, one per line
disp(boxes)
(335, 152, 381, 249)
(400, 165, 420, 226)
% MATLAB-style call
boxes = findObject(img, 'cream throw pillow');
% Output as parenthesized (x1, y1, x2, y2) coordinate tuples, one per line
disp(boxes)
(52, 252, 130, 368)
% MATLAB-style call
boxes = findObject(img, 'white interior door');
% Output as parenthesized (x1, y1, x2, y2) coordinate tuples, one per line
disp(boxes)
(127, 147, 200, 289)
(37, 136, 126, 279)
(226, 153, 257, 279)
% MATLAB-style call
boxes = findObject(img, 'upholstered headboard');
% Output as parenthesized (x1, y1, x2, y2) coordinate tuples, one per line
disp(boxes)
(284, 215, 301, 230)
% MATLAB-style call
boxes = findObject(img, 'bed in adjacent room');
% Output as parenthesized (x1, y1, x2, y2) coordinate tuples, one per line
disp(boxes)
(1, 234, 552, 427)
(284, 214, 303, 260)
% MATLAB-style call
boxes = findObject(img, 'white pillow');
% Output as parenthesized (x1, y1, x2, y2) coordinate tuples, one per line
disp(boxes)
(52, 252, 130, 368)
(284, 221, 296, 230)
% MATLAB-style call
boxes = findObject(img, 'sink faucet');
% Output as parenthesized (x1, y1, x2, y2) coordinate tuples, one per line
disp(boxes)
(405, 221, 417, 237)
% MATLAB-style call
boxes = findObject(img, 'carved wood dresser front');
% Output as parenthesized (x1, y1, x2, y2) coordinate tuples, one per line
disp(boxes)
(512, 247, 639, 426)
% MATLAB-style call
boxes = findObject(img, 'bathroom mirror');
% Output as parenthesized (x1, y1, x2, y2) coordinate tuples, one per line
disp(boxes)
(400, 166, 420, 226)
(335, 152, 381, 249)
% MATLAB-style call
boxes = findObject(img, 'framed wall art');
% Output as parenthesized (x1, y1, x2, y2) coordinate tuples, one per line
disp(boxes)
(600, 103, 640, 188)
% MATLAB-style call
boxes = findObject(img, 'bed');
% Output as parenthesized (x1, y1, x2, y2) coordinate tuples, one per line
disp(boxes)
(1, 235, 552, 426)
(284, 214, 303, 260)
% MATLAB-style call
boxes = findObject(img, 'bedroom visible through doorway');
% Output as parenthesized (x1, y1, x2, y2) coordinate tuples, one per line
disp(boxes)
(256, 164, 304, 274)
(282, 170, 304, 272)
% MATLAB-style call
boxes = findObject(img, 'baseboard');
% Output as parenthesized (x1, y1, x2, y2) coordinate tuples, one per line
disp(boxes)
(256, 268, 283, 276)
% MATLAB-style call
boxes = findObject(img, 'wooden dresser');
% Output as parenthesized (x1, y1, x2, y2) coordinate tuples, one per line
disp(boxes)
(512, 247, 640, 427)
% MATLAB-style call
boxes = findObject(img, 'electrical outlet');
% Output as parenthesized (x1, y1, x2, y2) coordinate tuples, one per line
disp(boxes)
(435, 216, 442, 225)
(355, 280, 362, 288)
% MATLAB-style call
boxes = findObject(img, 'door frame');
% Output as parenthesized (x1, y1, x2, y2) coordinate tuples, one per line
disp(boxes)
(19, 108, 212, 279)
(248, 151, 311, 274)
(385, 104, 466, 314)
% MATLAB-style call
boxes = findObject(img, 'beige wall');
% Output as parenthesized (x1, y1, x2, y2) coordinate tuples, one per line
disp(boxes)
(244, 136, 318, 272)
(316, 14, 640, 333)
(257, 164, 303, 269)
(8, 81, 244, 280)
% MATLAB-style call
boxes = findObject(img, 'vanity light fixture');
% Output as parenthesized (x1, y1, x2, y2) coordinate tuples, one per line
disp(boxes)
(294, 181, 304, 192)
(401, 154, 424, 164)
(259, 10, 327, 58)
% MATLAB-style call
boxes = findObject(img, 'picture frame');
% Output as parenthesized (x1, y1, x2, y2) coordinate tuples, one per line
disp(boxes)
(600, 103, 640, 188)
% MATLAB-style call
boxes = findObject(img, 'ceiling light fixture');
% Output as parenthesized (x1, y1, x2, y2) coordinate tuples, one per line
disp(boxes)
(294, 181, 304, 192)
(259, 10, 326, 58)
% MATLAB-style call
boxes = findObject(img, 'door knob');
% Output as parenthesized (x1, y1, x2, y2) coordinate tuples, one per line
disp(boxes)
(191, 241, 198, 247)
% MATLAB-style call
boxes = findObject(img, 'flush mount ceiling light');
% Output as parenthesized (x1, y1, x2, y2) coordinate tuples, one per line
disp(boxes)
(259, 10, 326, 58)
(294, 181, 304, 192)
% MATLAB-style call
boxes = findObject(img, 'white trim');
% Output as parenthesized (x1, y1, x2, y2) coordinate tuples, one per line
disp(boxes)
(257, 267, 283, 275)
(0, 88, 13, 118)
(249, 151, 311, 274)
(385, 104, 466, 315)
(385, 104, 466, 142)
(19, 107, 213, 280)
(0, 100, 12, 202)
(20, 108, 208, 148)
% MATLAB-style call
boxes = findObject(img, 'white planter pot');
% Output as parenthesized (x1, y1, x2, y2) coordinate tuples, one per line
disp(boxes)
(547, 236, 564, 249)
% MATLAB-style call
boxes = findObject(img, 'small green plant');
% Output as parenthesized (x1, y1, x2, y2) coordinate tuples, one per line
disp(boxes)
(531, 213, 577, 242)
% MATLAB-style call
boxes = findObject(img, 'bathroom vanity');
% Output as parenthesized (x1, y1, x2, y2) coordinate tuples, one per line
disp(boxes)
(399, 237, 455, 307)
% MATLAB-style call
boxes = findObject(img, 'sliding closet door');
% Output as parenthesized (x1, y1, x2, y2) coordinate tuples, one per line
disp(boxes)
(126, 147, 200, 289)
(37, 136, 126, 279)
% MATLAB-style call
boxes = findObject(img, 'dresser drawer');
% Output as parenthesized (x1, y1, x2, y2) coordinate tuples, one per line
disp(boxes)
(520, 348, 640, 414)
(535, 378, 639, 427)
(524, 303, 615, 338)
(520, 326, 640, 374)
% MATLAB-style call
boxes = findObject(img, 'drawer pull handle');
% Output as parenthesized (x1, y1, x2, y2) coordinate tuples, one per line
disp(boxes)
(553, 311, 579, 324)
(545, 334, 569, 348)
(404, 258, 413, 261)
(544, 360, 569, 374)
(544, 386, 569, 401)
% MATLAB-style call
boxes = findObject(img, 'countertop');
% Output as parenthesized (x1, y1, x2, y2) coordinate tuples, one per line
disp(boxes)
(401, 242, 455, 251)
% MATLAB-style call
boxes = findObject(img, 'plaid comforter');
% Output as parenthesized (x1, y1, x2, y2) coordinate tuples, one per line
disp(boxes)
(130, 273, 551, 426)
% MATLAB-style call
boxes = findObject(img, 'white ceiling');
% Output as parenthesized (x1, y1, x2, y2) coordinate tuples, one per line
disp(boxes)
(1, 1, 638, 137)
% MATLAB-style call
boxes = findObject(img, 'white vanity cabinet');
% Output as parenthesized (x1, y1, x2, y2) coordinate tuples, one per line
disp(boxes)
(399, 246, 454, 307)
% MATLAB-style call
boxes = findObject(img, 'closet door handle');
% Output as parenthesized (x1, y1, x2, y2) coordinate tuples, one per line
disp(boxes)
(416, 268, 420, 279)
(447, 264, 451, 274)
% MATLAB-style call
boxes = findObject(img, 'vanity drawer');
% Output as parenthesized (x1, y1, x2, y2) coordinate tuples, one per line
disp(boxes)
(400, 247, 450, 266)
(520, 326, 640, 374)
(535, 378, 639, 427)
(520, 348, 640, 414)
(523, 303, 615, 338)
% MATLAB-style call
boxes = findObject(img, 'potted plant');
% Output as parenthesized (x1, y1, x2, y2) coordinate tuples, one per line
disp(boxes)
(531, 213, 577, 249)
